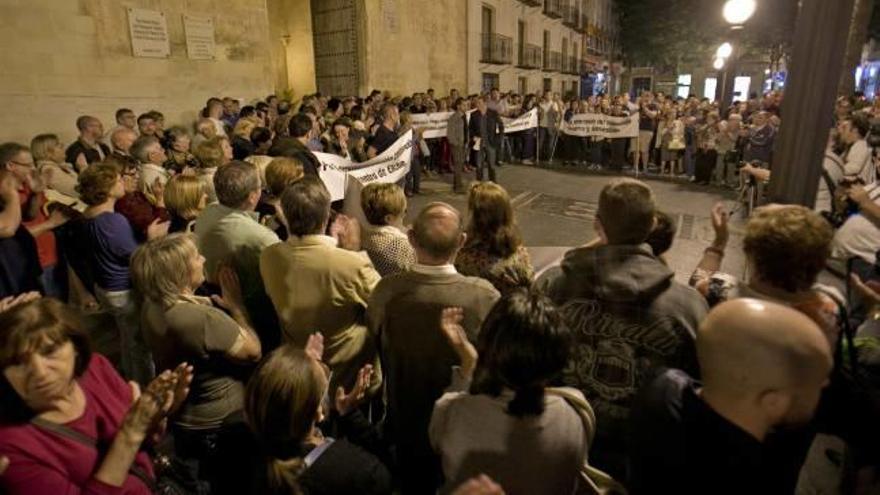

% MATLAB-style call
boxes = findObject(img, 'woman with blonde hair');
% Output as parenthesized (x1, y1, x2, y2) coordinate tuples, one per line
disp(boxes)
(245, 341, 390, 495)
(193, 136, 232, 203)
(131, 233, 262, 492)
(30, 133, 79, 198)
(163, 174, 207, 233)
(455, 182, 533, 294)
(360, 182, 415, 276)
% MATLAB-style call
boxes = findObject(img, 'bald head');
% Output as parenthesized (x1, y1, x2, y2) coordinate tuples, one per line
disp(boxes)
(698, 299, 832, 435)
(111, 127, 137, 154)
(409, 202, 464, 263)
(699, 299, 832, 396)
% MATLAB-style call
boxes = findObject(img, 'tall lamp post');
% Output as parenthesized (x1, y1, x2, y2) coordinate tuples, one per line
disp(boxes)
(718, 0, 756, 116)
(768, 0, 856, 206)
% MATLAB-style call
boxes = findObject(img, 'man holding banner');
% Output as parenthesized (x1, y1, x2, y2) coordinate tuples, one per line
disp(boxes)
(447, 98, 468, 193)
(468, 97, 504, 182)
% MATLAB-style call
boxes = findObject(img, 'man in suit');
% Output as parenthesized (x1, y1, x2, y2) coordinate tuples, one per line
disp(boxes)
(467, 96, 504, 182)
(260, 176, 381, 393)
(368, 202, 500, 494)
(446, 98, 468, 193)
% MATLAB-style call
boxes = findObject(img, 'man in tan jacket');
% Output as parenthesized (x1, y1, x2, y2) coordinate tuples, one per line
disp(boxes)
(260, 177, 381, 393)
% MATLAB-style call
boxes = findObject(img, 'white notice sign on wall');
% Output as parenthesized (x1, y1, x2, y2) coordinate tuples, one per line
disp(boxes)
(184, 15, 215, 60)
(127, 8, 170, 58)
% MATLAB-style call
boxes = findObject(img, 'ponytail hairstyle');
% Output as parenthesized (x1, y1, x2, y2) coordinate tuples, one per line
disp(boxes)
(469, 289, 572, 417)
(244, 345, 327, 493)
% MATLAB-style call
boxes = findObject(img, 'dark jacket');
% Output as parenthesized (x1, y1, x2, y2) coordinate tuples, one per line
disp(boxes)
(367, 270, 499, 492)
(65, 139, 110, 167)
(467, 109, 505, 148)
(541, 243, 708, 479)
(268, 137, 320, 176)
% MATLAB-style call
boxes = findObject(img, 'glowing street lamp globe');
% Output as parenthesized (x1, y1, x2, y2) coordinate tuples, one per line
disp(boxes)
(723, 0, 757, 25)
(713, 57, 726, 70)
(716, 42, 733, 59)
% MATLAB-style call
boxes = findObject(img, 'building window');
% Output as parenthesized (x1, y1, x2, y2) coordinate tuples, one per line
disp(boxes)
(517, 20, 526, 66)
(482, 73, 500, 93)
(543, 30, 550, 62)
(543, 77, 552, 93)
(733, 76, 751, 102)
(676, 74, 692, 99)
(482, 5, 494, 35)
(704, 77, 718, 100)
(519, 77, 528, 95)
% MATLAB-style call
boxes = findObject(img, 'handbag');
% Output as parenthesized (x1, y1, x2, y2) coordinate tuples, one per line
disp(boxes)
(545, 388, 628, 495)
(30, 417, 194, 495)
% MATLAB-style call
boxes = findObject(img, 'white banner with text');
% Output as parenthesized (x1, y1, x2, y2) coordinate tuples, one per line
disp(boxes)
(561, 113, 639, 139)
(314, 130, 413, 201)
(410, 109, 539, 138)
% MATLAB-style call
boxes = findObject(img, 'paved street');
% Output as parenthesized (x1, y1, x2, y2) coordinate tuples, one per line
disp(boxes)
(406, 163, 748, 284)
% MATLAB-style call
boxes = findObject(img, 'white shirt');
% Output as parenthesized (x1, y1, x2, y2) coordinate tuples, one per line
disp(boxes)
(833, 182, 880, 263)
(411, 263, 457, 275)
(843, 139, 876, 185)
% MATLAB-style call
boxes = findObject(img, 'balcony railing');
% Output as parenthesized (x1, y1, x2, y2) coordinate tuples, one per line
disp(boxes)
(579, 14, 589, 33)
(516, 0, 541, 6)
(566, 55, 580, 74)
(516, 43, 542, 69)
(543, 0, 563, 18)
(481, 33, 513, 65)
(542, 50, 562, 72)
(563, 5, 580, 28)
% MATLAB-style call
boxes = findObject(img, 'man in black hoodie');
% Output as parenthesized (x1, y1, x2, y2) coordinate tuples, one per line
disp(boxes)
(541, 178, 708, 481)
(268, 112, 321, 177)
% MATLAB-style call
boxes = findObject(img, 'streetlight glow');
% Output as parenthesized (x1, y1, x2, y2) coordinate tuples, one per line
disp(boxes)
(723, 0, 757, 25)
(716, 42, 733, 59)
(713, 57, 726, 70)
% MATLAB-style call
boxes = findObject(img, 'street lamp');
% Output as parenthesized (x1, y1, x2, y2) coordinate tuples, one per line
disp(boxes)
(716, 42, 733, 59)
(722, 0, 757, 26)
(713, 57, 726, 70)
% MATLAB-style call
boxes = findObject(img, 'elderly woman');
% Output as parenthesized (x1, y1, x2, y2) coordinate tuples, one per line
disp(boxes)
(0, 297, 192, 495)
(245, 340, 391, 495)
(431, 290, 587, 494)
(162, 126, 198, 175)
(192, 137, 232, 204)
(360, 182, 415, 276)
(131, 234, 261, 492)
(191, 118, 217, 150)
(30, 134, 79, 199)
(455, 182, 534, 294)
(162, 175, 207, 234)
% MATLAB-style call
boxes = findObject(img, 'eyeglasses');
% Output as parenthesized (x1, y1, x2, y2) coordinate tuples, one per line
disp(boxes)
(10, 161, 35, 168)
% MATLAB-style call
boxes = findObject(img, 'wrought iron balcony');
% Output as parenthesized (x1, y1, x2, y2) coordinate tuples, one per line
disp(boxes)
(566, 55, 580, 74)
(516, 43, 543, 69)
(543, 50, 562, 72)
(481, 33, 513, 65)
(516, 0, 541, 6)
(543, 0, 563, 19)
(579, 14, 589, 33)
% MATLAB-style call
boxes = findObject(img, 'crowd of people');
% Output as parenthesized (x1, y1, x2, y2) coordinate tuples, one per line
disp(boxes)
(0, 85, 879, 495)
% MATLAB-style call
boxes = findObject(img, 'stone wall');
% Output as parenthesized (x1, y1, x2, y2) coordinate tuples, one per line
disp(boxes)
(0, 0, 275, 145)
(360, 0, 468, 96)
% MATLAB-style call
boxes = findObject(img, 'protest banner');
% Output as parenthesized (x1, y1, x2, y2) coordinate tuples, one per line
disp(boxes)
(561, 113, 639, 139)
(411, 108, 538, 138)
(411, 112, 453, 139)
(501, 108, 538, 134)
(314, 130, 414, 201)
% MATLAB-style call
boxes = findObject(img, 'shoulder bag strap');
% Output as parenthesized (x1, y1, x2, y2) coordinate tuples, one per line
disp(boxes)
(303, 438, 336, 468)
(30, 417, 159, 493)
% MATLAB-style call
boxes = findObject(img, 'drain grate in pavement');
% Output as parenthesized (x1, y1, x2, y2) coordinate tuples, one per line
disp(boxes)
(678, 214, 695, 240)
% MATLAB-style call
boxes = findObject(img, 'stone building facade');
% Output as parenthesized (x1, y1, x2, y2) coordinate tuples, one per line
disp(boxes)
(1, 0, 276, 144)
(0, 0, 621, 144)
